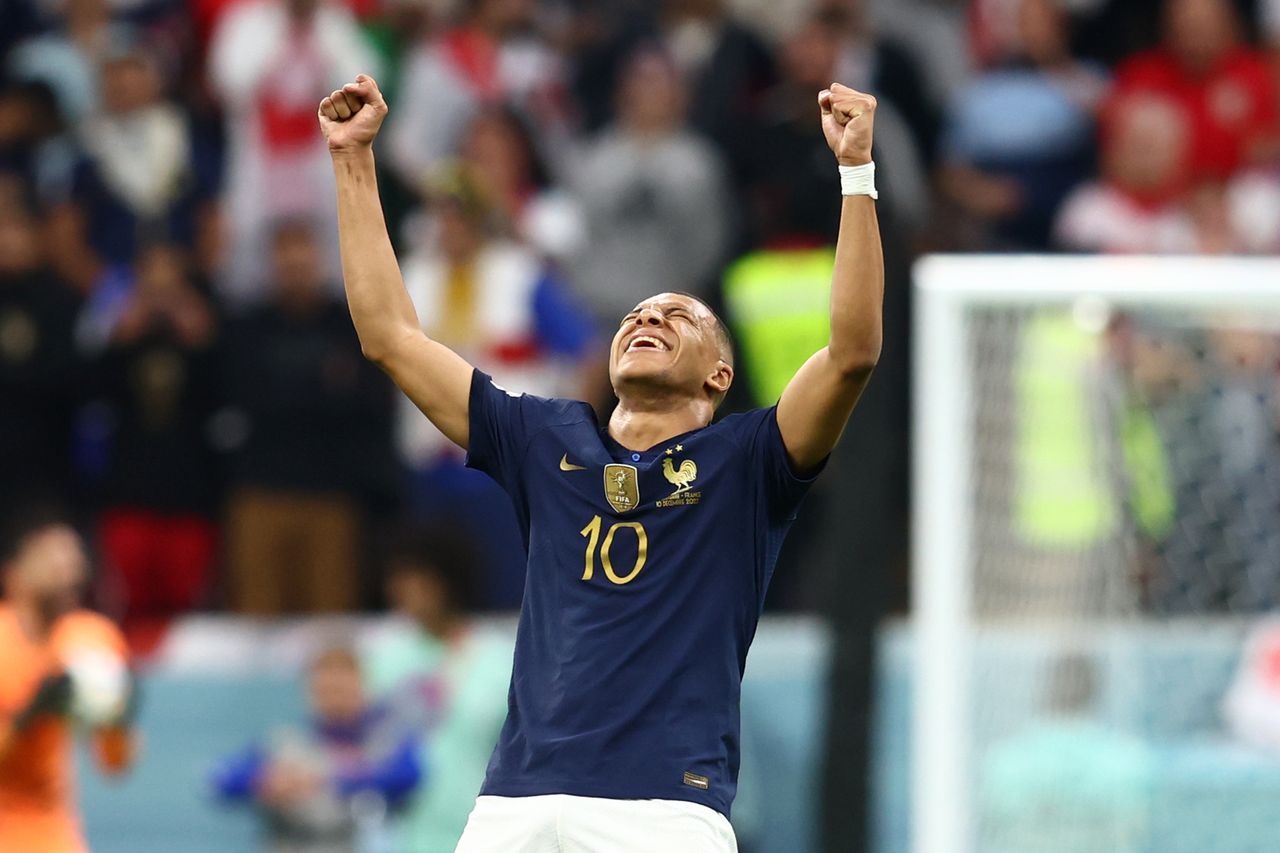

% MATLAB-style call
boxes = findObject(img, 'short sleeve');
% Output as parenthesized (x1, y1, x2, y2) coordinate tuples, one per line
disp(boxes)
(464, 369, 583, 496)
(733, 406, 827, 522)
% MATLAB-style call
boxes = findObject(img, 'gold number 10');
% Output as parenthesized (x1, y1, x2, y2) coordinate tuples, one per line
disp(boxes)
(579, 515, 648, 585)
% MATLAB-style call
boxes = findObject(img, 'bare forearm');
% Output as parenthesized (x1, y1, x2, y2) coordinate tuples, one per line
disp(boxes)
(774, 195, 882, 469)
(330, 148, 421, 361)
(320, 76, 474, 448)
(828, 195, 884, 373)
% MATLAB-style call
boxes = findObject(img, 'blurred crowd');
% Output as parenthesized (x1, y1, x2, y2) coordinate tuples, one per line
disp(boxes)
(3, 0, 1280, 649)
(209, 526, 510, 852)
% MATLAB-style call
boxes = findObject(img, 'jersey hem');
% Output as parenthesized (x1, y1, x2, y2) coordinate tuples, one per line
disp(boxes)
(479, 777, 732, 819)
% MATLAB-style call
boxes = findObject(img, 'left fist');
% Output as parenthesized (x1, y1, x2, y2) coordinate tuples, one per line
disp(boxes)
(819, 83, 875, 166)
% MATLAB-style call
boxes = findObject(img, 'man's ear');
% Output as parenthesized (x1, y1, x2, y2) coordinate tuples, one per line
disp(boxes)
(706, 361, 733, 396)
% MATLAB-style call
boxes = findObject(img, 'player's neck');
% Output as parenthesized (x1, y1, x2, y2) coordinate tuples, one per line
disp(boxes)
(608, 396, 712, 452)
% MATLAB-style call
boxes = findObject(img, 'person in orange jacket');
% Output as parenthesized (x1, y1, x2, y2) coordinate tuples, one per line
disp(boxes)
(0, 508, 139, 853)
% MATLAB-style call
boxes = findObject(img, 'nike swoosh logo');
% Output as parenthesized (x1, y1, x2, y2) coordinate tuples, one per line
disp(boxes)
(559, 454, 587, 472)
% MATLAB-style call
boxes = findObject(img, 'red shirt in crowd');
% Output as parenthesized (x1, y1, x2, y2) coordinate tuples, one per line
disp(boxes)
(1111, 46, 1277, 180)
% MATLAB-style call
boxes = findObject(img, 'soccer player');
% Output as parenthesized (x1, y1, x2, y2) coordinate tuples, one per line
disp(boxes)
(0, 510, 137, 853)
(319, 74, 882, 851)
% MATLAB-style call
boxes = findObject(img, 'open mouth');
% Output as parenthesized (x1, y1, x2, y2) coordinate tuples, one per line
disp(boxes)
(626, 335, 670, 353)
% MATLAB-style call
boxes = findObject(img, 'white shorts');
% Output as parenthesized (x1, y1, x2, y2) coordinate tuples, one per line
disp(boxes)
(454, 794, 739, 853)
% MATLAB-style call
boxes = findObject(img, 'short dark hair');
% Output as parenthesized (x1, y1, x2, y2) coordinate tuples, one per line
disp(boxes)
(0, 504, 71, 566)
(382, 523, 480, 612)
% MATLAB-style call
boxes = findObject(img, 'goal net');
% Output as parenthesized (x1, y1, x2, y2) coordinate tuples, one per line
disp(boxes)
(910, 256, 1280, 853)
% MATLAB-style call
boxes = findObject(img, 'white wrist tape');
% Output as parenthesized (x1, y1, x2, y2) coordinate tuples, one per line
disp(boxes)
(838, 161, 878, 199)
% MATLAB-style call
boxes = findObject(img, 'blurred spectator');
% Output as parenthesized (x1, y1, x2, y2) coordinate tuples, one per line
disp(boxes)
(1057, 82, 1280, 256)
(0, 79, 79, 208)
(6, 0, 120, 125)
(656, 0, 776, 179)
(223, 219, 397, 615)
(1109, 0, 1277, 182)
(1223, 166, 1280, 252)
(825, 0, 939, 166)
(399, 165, 596, 606)
(939, 0, 1107, 249)
(569, 0, 775, 182)
(0, 508, 138, 853)
(356, 0, 438, 106)
(1224, 620, 1280, 753)
(0, 199, 82, 514)
(867, 0, 973, 110)
(746, 18, 845, 246)
(387, 0, 567, 188)
(1125, 323, 1280, 612)
(969, 0, 1039, 70)
(747, 7, 927, 244)
(208, 0, 377, 301)
(978, 655, 1152, 852)
(86, 243, 221, 652)
(458, 106, 586, 263)
(568, 47, 729, 321)
(1182, 179, 1240, 252)
(364, 525, 512, 853)
(212, 646, 421, 853)
(46, 41, 212, 293)
(1054, 95, 1198, 253)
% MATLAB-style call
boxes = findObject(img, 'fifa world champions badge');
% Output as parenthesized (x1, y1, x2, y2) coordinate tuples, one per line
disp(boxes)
(603, 464, 639, 513)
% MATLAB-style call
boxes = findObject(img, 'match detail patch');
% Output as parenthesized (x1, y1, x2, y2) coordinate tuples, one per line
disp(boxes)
(682, 771, 710, 790)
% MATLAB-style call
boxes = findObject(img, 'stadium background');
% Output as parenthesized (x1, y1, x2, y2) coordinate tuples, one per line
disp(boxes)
(5, 0, 1280, 850)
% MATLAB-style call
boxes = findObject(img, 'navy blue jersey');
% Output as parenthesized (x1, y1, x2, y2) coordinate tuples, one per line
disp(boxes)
(465, 370, 822, 817)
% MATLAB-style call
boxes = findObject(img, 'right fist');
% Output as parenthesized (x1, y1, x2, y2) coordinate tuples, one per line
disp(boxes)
(818, 83, 876, 166)
(318, 74, 388, 153)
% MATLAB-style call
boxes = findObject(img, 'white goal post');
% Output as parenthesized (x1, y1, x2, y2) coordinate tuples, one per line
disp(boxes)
(910, 255, 1280, 853)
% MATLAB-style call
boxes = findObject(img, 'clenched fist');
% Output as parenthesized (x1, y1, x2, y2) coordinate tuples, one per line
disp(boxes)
(819, 83, 876, 166)
(318, 74, 388, 154)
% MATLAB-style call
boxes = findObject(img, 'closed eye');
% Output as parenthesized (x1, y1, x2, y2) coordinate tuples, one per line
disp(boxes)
(618, 306, 691, 328)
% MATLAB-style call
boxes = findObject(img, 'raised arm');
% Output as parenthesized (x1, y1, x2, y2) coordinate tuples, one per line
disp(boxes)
(775, 84, 884, 473)
(318, 75, 474, 448)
